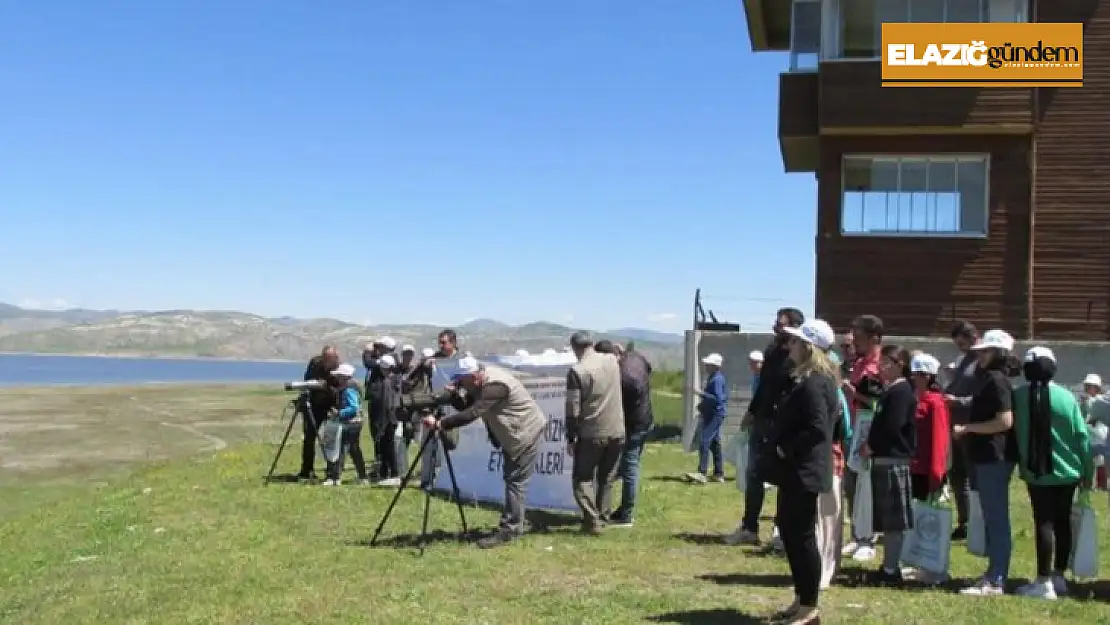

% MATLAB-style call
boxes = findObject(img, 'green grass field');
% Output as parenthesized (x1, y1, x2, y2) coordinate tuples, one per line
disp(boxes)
(2, 384, 1110, 624)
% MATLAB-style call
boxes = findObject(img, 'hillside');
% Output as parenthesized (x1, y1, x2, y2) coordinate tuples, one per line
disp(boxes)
(0, 304, 685, 368)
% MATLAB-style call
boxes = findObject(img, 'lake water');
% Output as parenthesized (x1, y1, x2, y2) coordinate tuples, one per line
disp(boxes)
(0, 353, 327, 386)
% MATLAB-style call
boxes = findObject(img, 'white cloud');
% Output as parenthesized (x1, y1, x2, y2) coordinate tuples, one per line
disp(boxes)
(18, 298, 72, 311)
(647, 312, 678, 323)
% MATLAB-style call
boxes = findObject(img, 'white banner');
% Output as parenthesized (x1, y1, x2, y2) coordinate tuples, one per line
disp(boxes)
(429, 360, 577, 511)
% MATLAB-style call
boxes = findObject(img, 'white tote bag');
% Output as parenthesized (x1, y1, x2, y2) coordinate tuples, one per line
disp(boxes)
(393, 423, 409, 473)
(1070, 491, 1100, 578)
(318, 420, 344, 464)
(967, 490, 987, 557)
(724, 433, 750, 492)
(817, 475, 843, 589)
(846, 412, 874, 474)
(851, 468, 874, 539)
(900, 500, 953, 576)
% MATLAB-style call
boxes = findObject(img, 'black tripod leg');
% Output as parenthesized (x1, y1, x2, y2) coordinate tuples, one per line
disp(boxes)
(370, 432, 434, 546)
(438, 432, 469, 536)
(264, 407, 299, 485)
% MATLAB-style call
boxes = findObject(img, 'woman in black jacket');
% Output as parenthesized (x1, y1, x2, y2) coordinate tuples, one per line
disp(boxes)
(764, 319, 839, 625)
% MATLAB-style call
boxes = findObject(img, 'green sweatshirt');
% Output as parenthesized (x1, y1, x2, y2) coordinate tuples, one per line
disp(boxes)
(1013, 382, 1094, 486)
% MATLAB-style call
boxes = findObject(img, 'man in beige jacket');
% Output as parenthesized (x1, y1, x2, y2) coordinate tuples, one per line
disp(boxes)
(566, 331, 626, 534)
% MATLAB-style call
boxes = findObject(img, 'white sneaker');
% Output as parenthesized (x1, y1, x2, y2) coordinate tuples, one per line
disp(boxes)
(841, 541, 859, 556)
(1051, 574, 1068, 595)
(375, 477, 401, 487)
(852, 545, 877, 562)
(322, 479, 338, 486)
(685, 472, 708, 484)
(960, 578, 1005, 596)
(1016, 579, 1057, 600)
(724, 528, 760, 546)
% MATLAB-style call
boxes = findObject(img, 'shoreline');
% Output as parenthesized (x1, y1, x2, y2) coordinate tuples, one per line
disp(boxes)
(0, 351, 302, 364)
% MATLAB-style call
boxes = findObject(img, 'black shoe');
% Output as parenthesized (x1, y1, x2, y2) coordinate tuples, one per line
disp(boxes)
(951, 525, 967, 541)
(869, 567, 904, 587)
(477, 530, 518, 549)
(608, 511, 634, 528)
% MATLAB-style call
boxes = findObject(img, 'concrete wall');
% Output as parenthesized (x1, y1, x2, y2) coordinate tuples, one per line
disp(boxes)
(680, 330, 1110, 454)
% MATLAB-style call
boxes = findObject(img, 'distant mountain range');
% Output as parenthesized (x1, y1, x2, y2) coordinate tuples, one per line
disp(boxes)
(0, 303, 685, 369)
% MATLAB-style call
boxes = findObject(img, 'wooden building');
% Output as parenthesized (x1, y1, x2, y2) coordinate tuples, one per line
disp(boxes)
(744, 0, 1110, 339)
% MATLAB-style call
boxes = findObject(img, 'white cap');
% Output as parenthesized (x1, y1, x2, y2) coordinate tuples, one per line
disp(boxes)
(1084, 373, 1103, 387)
(910, 354, 941, 376)
(1024, 346, 1057, 363)
(454, 355, 481, 378)
(971, 329, 1014, 352)
(748, 350, 764, 363)
(421, 347, 435, 359)
(378, 336, 397, 350)
(401, 344, 415, 353)
(514, 349, 530, 357)
(379, 354, 396, 369)
(330, 363, 356, 377)
(702, 353, 724, 367)
(782, 319, 835, 351)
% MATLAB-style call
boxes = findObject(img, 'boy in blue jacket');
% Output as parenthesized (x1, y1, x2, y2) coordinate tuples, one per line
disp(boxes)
(323, 363, 369, 486)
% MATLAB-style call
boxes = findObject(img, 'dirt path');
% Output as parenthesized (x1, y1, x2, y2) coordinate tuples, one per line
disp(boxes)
(128, 396, 229, 452)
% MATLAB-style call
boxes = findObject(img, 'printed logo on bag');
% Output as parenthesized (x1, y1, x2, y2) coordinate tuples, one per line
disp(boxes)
(881, 23, 1083, 87)
(917, 509, 941, 543)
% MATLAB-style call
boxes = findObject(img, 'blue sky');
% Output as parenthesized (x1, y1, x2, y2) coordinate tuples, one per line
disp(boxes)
(0, 1, 816, 332)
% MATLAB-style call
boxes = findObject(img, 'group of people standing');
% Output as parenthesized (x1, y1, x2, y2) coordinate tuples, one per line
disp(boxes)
(295, 329, 460, 486)
(691, 311, 1102, 625)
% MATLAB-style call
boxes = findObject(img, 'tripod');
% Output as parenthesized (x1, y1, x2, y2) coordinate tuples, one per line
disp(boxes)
(264, 394, 319, 485)
(370, 427, 469, 554)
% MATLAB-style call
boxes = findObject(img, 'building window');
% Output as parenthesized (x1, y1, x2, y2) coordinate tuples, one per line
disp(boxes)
(789, 0, 822, 71)
(832, 0, 1028, 60)
(840, 155, 989, 237)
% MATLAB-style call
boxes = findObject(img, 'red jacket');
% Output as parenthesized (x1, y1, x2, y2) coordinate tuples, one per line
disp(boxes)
(912, 390, 950, 492)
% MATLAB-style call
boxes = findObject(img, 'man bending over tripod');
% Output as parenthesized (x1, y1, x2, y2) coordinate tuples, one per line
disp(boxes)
(422, 356, 546, 549)
(298, 346, 339, 481)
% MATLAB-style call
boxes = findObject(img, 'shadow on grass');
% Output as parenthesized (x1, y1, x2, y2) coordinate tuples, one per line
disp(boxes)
(351, 528, 484, 550)
(647, 608, 764, 624)
(647, 424, 683, 442)
(697, 572, 794, 587)
(261, 473, 303, 484)
(673, 532, 727, 546)
(1072, 580, 1110, 602)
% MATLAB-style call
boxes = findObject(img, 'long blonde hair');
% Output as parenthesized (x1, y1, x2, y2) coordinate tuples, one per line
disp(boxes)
(793, 341, 840, 383)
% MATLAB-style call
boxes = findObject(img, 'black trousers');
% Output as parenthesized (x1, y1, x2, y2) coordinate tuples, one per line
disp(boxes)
(1027, 482, 1078, 577)
(298, 405, 327, 477)
(948, 435, 975, 526)
(777, 486, 821, 607)
(374, 419, 399, 479)
(326, 422, 368, 481)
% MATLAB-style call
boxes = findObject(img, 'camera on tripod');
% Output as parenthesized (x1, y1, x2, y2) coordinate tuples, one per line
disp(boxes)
(395, 389, 456, 412)
(283, 379, 327, 392)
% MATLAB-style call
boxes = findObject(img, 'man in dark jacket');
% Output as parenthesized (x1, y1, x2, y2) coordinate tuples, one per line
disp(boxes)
(609, 345, 653, 527)
(297, 345, 339, 480)
(727, 307, 804, 545)
(943, 320, 981, 540)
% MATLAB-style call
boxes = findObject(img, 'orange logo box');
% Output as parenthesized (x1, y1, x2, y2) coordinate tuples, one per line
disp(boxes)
(881, 22, 1083, 87)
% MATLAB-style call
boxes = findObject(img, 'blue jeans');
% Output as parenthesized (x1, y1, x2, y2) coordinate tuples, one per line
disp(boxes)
(975, 462, 1015, 584)
(742, 434, 766, 532)
(616, 429, 649, 519)
(698, 414, 725, 476)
